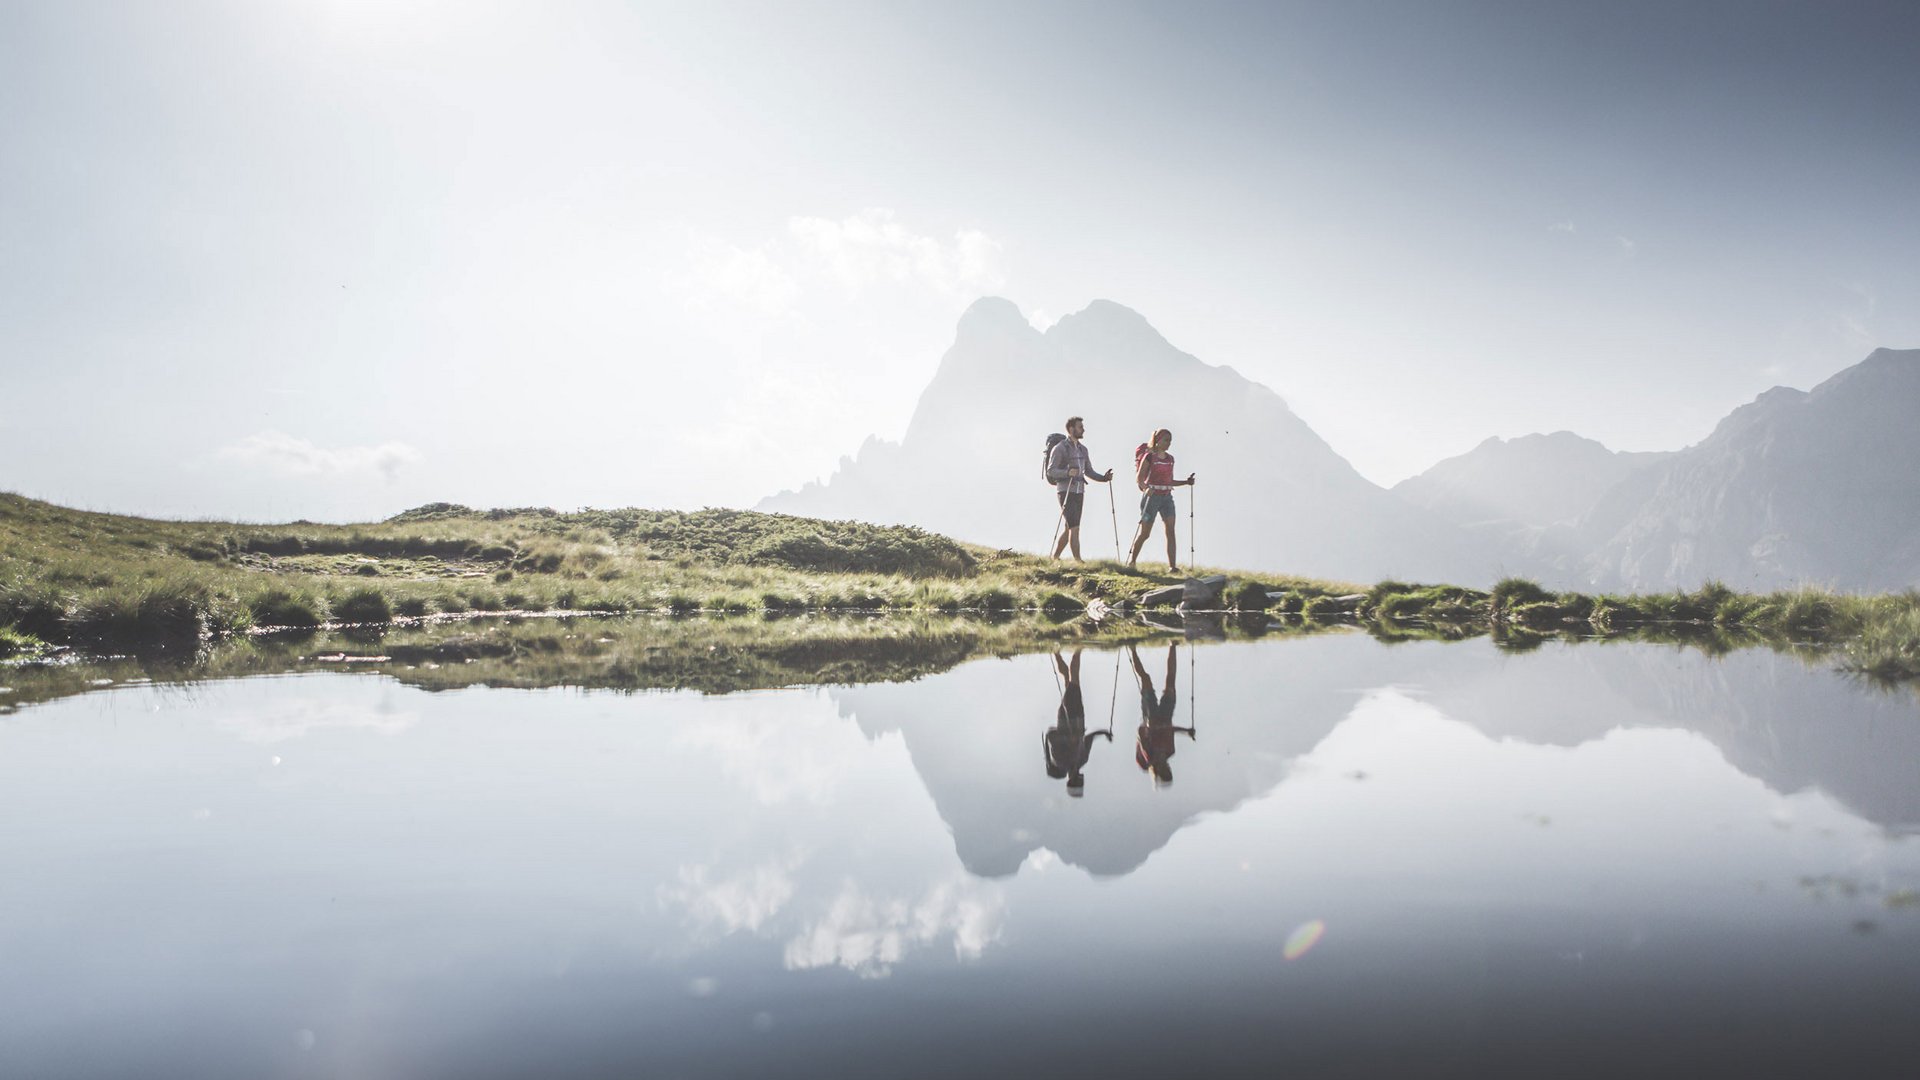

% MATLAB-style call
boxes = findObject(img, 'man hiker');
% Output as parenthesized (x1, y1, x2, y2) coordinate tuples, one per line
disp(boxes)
(1127, 427, 1196, 571)
(1045, 648, 1112, 796)
(1047, 416, 1114, 561)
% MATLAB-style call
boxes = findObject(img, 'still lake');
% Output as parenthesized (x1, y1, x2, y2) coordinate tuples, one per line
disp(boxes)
(3, 628, 1918, 1078)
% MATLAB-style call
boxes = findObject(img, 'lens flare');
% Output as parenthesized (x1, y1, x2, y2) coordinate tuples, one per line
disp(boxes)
(1284, 919, 1326, 961)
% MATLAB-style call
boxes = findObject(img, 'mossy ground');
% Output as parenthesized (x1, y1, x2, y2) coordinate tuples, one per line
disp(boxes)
(1, 492, 1334, 651)
(3, 493, 1917, 682)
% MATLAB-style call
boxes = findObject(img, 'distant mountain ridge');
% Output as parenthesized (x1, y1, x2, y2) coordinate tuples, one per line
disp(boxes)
(1393, 431, 1672, 529)
(762, 298, 1495, 584)
(764, 298, 1919, 592)
(1389, 347, 1920, 591)
(1574, 347, 1920, 591)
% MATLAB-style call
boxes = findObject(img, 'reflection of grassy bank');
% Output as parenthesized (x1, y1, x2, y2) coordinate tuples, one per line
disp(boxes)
(0, 611, 1236, 714)
(2, 604, 1914, 718)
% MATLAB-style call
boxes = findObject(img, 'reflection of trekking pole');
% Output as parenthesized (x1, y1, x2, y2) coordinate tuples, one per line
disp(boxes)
(1107, 482, 1120, 562)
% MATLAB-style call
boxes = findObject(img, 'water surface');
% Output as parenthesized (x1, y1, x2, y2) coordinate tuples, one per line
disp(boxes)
(3, 630, 1917, 1078)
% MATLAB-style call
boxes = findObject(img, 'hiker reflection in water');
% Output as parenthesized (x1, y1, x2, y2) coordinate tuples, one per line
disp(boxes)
(1130, 643, 1195, 787)
(1045, 649, 1112, 796)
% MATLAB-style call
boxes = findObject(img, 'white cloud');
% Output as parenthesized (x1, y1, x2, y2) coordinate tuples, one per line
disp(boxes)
(788, 209, 1005, 300)
(782, 876, 1006, 978)
(218, 430, 423, 482)
(679, 209, 1006, 316)
(1834, 280, 1880, 350)
(674, 688, 902, 805)
(1615, 235, 1638, 257)
(681, 235, 803, 316)
(1549, 220, 1577, 233)
(212, 696, 418, 744)
(660, 859, 800, 935)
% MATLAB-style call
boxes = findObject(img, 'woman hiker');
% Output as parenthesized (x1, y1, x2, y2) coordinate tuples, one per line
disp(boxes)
(1047, 415, 1114, 561)
(1127, 427, 1195, 571)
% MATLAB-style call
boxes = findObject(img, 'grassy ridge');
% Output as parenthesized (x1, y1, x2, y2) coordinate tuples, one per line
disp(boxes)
(3, 493, 1918, 682)
(0, 493, 1345, 652)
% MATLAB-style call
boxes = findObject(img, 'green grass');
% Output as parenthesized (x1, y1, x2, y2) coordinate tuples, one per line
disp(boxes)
(0, 624, 54, 660)
(0, 493, 1134, 649)
(4, 493, 1920, 683)
(1841, 597, 1920, 682)
(331, 587, 393, 625)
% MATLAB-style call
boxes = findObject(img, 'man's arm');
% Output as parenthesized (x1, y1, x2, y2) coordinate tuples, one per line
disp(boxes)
(1086, 447, 1112, 483)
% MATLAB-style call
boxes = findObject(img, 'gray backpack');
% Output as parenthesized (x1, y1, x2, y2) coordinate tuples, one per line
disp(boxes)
(1041, 433, 1066, 484)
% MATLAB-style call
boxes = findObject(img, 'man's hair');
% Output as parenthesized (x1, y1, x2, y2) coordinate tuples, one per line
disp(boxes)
(1065, 415, 1083, 430)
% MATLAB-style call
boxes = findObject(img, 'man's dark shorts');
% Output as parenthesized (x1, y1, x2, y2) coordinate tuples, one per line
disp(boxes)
(1139, 492, 1176, 523)
(1058, 490, 1084, 528)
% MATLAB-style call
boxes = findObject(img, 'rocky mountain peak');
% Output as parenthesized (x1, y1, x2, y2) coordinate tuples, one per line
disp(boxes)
(953, 296, 1038, 341)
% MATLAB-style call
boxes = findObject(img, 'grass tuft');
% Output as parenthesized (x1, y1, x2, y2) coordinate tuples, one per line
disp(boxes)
(332, 587, 393, 625)
(251, 588, 325, 629)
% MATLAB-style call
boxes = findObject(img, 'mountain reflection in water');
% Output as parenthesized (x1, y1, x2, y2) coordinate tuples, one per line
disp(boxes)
(2, 626, 1918, 1079)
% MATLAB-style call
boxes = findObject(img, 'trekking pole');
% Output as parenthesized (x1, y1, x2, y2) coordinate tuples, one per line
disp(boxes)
(1107, 482, 1120, 562)
(1189, 480, 1196, 570)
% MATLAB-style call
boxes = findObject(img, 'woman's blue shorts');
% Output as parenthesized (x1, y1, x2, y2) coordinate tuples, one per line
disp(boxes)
(1139, 492, 1177, 523)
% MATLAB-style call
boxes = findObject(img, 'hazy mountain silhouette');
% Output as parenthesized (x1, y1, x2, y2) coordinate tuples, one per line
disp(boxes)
(1395, 431, 1671, 529)
(762, 298, 1492, 583)
(1574, 347, 1920, 591)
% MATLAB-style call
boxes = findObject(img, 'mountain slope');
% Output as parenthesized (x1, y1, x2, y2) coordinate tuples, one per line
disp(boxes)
(1579, 348, 1920, 590)
(1394, 431, 1672, 529)
(762, 298, 1494, 583)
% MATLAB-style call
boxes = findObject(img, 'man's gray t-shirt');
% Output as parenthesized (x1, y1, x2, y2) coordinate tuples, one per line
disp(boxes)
(1047, 440, 1101, 495)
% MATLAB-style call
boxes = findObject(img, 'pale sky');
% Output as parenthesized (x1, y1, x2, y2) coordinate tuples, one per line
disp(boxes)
(4, 0, 1916, 521)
